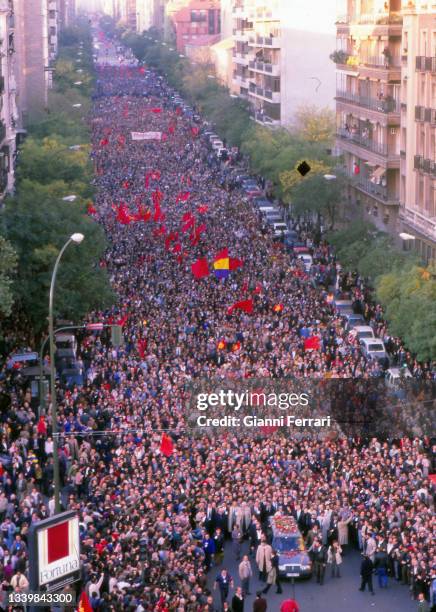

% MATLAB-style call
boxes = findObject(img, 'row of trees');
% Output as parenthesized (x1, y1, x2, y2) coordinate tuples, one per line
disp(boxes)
(120, 26, 435, 361)
(0, 19, 113, 341)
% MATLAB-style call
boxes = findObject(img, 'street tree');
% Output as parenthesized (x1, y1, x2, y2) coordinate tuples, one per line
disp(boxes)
(0, 235, 17, 317)
(2, 180, 114, 333)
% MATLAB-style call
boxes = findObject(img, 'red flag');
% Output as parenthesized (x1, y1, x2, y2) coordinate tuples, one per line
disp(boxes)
(99, 138, 109, 147)
(176, 191, 191, 204)
(197, 205, 208, 214)
(191, 258, 209, 279)
(253, 284, 262, 295)
(173, 243, 182, 253)
(232, 341, 241, 352)
(116, 314, 128, 327)
(150, 107, 162, 113)
(87, 203, 97, 215)
(229, 257, 243, 271)
(160, 433, 174, 457)
(137, 338, 147, 358)
(217, 339, 226, 350)
(195, 223, 207, 237)
(191, 126, 199, 137)
(304, 336, 321, 351)
(152, 189, 163, 207)
(227, 299, 254, 315)
(116, 204, 133, 225)
(182, 217, 195, 232)
(78, 592, 93, 612)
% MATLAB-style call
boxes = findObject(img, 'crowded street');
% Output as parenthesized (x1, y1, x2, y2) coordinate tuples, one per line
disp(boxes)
(0, 26, 434, 612)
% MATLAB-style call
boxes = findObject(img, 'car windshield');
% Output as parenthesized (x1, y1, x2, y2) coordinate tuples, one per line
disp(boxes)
(358, 331, 373, 338)
(273, 535, 305, 552)
(368, 344, 384, 351)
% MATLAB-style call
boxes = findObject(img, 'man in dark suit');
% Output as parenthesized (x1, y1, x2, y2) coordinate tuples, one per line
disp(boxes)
(359, 554, 375, 595)
(205, 503, 217, 535)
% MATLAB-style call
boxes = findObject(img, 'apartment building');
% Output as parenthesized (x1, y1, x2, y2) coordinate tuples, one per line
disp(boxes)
(0, 0, 17, 201)
(166, 0, 221, 54)
(335, 0, 435, 259)
(48, 0, 59, 63)
(14, 0, 51, 124)
(398, 3, 436, 262)
(231, 0, 335, 127)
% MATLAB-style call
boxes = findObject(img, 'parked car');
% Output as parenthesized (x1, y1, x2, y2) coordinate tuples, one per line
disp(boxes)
(385, 366, 413, 386)
(254, 197, 272, 208)
(333, 299, 354, 316)
(272, 222, 290, 237)
(360, 338, 389, 366)
(265, 213, 285, 225)
(351, 325, 376, 341)
(343, 312, 365, 327)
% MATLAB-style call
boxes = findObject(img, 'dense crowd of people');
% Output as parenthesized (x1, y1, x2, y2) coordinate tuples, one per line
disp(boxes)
(0, 33, 434, 612)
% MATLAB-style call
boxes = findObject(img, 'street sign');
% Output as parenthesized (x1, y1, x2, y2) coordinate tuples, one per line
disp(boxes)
(29, 511, 81, 593)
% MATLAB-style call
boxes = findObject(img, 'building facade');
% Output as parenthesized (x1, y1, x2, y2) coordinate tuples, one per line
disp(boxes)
(0, 0, 17, 201)
(334, 0, 435, 260)
(166, 0, 221, 54)
(398, 4, 436, 261)
(231, 0, 335, 127)
(13, 0, 51, 125)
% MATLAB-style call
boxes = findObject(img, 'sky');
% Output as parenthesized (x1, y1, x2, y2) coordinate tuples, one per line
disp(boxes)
(283, 0, 342, 35)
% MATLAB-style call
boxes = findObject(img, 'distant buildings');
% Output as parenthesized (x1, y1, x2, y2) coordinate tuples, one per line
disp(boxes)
(0, 0, 73, 203)
(334, 0, 435, 261)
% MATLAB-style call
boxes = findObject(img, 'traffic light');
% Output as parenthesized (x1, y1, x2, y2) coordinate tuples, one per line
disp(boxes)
(111, 325, 123, 347)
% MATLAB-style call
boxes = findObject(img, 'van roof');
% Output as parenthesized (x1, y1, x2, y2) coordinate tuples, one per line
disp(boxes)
(353, 326, 374, 333)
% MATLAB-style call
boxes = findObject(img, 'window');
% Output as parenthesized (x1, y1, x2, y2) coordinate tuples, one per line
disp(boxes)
(208, 9, 216, 34)
(191, 10, 206, 23)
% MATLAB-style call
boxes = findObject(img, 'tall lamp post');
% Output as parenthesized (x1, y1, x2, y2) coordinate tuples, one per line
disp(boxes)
(49, 233, 84, 514)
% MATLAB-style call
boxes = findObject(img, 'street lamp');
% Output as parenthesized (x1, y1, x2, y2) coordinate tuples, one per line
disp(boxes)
(49, 233, 84, 514)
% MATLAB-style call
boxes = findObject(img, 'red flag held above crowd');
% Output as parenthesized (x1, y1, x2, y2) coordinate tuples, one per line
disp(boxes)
(304, 336, 321, 351)
(78, 591, 93, 612)
(160, 433, 174, 457)
(191, 258, 209, 279)
(227, 299, 254, 315)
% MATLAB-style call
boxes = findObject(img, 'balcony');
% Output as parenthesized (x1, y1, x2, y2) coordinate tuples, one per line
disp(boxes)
(233, 51, 249, 65)
(336, 90, 400, 115)
(233, 28, 253, 41)
(254, 111, 280, 127)
(248, 35, 280, 48)
(336, 11, 402, 34)
(354, 178, 399, 206)
(400, 208, 436, 244)
(249, 83, 280, 103)
(233, 73, 248, 87)
(337, 128, 400, 167)
(248, 60, 280, 76)
(415, 105, 426, 121)
(416, 56, 426, 71)
(414, 155, 436, 177)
